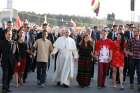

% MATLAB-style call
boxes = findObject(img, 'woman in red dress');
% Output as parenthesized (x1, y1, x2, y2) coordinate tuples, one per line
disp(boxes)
(112, 33, 126, 90)
(14, 27, 27, 87)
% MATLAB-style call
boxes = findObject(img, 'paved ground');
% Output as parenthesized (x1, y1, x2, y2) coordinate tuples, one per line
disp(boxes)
(0, 64, 139, 93)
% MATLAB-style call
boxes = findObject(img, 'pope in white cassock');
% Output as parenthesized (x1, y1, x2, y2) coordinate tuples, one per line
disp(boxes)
(51, 28, 78, 88)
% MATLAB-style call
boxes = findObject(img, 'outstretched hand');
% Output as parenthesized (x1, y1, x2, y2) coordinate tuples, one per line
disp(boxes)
(74, 58, 78, 62)
(17, 62, 21, 66)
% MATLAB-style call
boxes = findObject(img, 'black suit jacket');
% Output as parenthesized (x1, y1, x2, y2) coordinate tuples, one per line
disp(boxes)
(124, 31, 131, 40)
(96, 32, 100, 40)
(0, 28, 4, 40)
(91, 31, 100, 40)
(48, 33, 56, 44)
(0, 40, 19, 68)
(107, 31, 117, 41)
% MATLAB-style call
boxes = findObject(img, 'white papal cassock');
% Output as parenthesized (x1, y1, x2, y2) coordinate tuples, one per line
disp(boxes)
(51, 36, 78, 86)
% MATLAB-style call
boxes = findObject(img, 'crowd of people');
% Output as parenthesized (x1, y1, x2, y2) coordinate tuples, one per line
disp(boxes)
(0, 20, 140, 93)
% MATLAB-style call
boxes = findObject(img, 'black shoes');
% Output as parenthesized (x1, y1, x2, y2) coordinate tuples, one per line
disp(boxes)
(56, 82, 69, 88)
(7, 89, 12, 92)
(137, 85, 140, 91)
(130, 84, 134, 89)
(23, 80, 26, 83)
(120, 87, 124, 90)
(1, 90, 7, 93)
(1, 89, 12, 93)
(57, 82, 69, 88)
(62, 84, 69, 88)
(37, 81, 41, 85)
(57, 82, 61, 86)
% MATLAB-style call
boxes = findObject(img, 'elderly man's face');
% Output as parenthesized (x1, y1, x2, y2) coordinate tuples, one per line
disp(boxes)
(64, 30, 70, 37)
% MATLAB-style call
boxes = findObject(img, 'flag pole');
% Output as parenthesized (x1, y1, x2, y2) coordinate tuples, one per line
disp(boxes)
(131, 11, 135, 24)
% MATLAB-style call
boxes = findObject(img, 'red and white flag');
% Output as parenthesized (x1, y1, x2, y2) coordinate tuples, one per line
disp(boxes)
(91, 0, 100, 16)
(16, 16, 22, 30)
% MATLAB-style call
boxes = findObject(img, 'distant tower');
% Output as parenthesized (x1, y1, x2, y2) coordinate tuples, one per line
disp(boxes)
(44, 14, 47, 23)
(7, 0, 13, 21)
(7, 0, 13, 9)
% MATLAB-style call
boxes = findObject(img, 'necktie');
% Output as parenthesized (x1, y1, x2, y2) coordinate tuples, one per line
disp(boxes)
(25, 32, 29, 48)
(130, 32, 132, 39)
(112, 32, 116, 40)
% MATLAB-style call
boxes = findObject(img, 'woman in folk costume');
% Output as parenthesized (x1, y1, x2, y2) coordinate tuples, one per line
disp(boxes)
(76, 33, 94, 88)
(111, 33, 127, 90)
(95, 30, 114, 88)
(51, 28, 78, 88)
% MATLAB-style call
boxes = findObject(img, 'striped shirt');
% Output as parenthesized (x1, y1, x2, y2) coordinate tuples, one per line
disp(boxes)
(128, 38, 140, 59)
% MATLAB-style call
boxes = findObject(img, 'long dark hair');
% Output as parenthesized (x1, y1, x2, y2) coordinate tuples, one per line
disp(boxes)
(79, 34, 93, 48)
(116, 33, 125, 51)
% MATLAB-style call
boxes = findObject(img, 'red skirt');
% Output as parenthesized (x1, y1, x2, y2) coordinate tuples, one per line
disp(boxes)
(14, 57, 26, 73)
(112, 51, 124, 67)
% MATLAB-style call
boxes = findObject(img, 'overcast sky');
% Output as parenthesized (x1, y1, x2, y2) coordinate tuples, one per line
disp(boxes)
(0, 0, 140, 21)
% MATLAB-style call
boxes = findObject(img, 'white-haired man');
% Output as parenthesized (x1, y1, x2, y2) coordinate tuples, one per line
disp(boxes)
(51, 28, 78, 88)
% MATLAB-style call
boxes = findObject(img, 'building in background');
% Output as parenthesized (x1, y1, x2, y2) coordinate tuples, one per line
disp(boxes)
(0, 0, 18, 25)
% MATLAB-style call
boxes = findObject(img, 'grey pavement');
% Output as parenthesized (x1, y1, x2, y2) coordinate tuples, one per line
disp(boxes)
(0, 64, 139, 93)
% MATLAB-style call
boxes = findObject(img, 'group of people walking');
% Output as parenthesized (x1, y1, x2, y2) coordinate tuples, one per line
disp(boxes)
(0, 21, 140, 93)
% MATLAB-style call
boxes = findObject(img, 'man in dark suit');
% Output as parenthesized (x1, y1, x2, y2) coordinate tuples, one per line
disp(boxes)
(22, 21, 34, 83)
(0, 30, 19, 93)
(124, 24, 134, 40)
(91, 26, 100, 40)
(123, 24, 134, 82)
(1, 21, 18, 41)
(107, 25, 118, 40)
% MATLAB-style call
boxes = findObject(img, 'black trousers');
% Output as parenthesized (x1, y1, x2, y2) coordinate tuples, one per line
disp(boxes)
(32, 56, 37, 72)
(54, 53, 58, 71)
(37, 62, 47, 84)
(91, 61, 95, 78)
(129, 59, 140, 85)
(23, 56, 33, 82)
(123, 57, 129, 81)
(1, 63, 14, 91)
